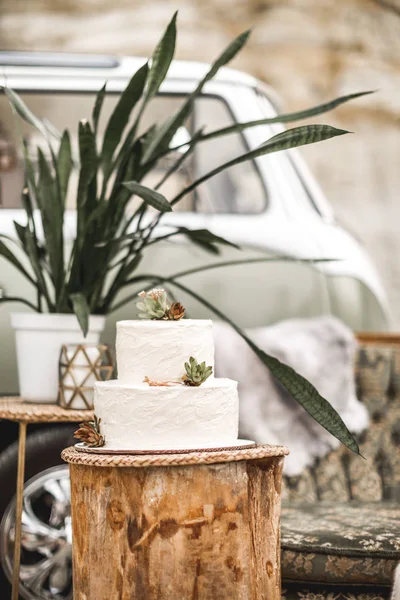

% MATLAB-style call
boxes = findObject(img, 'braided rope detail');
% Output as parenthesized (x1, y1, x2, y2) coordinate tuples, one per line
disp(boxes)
(62, 445, 289, 468)
(0, 398, 93, 423)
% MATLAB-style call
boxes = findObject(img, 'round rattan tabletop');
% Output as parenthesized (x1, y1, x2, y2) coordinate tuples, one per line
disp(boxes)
(62, 444, 289, 468)
(0, 397, 94, 424)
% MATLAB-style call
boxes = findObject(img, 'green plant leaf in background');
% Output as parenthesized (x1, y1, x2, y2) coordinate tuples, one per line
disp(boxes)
(56, 130, 73, 208)
(167, 90, 374, 150)
(77, 120, 97, 210)
(122, 181, 172, 212)
(176, 227, 240, 254)
(69, 293, 90, 337)
(0, 239, 36, 285)
(170, 124, 349, 207)
(101, 62, 149, 176)
(37, 148, 64, 294)
(3, 87, 50, 138)
(92, 82, 107, 135)
(141, 28, 251, 163)
(144, 11, 177, 103)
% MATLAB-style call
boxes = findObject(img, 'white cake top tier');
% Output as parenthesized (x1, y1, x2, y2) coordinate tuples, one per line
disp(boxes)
(116, 319, 214, 385)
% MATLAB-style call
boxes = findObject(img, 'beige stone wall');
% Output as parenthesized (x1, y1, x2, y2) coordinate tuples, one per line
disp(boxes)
(2, 0, 400, 325)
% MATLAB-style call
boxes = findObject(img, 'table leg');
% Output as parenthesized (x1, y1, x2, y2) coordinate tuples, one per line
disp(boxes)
(12, 421, 27, 600)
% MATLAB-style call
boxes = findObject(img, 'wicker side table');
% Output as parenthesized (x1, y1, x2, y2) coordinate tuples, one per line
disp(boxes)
(62, 444, 289, 600)
(0, 398, 93, 600)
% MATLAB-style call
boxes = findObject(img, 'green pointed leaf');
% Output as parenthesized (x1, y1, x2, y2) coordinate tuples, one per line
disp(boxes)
(176, 227, 240, 254)
(77, 120, 97, 210)
(70, 293, 90, 337)
(92, 83, 107, 133)
(157, 278, 360, 455)
(0, 296, 38, 311)
(57, 130, 72, 208)
(145, 12, 177, 102)
(4, 87, 48, 136)
(173, 90, 374, 147)
(101, 62, 148, 171)
(171, 125, 349, 206)
(154, 127, 204, 190)
(122, 181, 172, 212)
(142, 29, 251, 163)
(37, 148, 63, 290)
(41, 117, 61, 140)
(0, 239, 35, 284)
(120, 252, 142, 279)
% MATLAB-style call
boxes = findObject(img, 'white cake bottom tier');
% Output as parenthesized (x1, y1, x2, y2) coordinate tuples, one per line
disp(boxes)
(94, 378, 239, 450)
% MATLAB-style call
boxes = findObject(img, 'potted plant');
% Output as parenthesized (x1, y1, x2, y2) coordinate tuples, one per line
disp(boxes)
(0, 13, 364, 455)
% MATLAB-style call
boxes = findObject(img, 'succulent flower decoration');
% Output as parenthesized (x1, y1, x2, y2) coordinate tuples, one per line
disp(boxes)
(182, 357, 213, 387)
(74, 415, 105, 447)
(136, 289, 185, 321)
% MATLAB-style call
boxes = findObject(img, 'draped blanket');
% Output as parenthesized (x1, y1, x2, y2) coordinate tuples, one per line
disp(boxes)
(213, 316, 369, 476)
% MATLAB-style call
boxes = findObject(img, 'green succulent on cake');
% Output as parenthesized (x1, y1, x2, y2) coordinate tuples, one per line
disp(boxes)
(183, 357, 213, 387)
(137, 289, 185, 320)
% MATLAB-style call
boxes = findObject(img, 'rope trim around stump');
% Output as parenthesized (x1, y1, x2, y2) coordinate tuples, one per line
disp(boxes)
(61, 444, 289, 468)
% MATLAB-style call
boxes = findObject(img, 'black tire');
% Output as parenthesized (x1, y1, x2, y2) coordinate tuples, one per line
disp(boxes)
(0, 424, 75, 599)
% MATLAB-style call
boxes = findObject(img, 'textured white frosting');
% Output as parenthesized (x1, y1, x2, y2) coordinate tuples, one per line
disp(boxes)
(94, 378, 239, 450)
(116, 319, 214, 384)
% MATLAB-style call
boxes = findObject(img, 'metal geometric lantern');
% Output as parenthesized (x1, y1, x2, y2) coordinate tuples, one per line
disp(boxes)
(58, 344, 114, 410)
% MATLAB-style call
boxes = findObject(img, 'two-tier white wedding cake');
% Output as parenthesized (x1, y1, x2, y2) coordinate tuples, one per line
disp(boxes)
(76, 289, 249, 452)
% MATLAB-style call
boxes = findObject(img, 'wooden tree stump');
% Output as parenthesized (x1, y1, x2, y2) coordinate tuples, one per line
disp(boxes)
(62, 445, 289, 600)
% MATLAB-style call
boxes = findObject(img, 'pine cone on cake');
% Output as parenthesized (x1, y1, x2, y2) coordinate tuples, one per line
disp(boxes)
(74, 415, 105, 447)
(168, 302, 185, 320)
(182, 356, 213, 386)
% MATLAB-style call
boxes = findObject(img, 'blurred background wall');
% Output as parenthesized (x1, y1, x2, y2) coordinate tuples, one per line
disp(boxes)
(1, 0, 400, 324)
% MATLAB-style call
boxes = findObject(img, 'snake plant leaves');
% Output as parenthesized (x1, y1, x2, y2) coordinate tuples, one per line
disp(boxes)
(77, 120, 97, 211)
(157, 277, 360, 455)
(56, 130, 73, 208)
(176, 227, 240, 254)
(0, 295, 39, 311)
(145, 11, 177, 103)
(122, 181, 172, 212)
(0, 239, 36, 285)
(92, 83, 107, 134)
(242, 335, 360, 454)
(3, 87, 49, 138)
(171, 124, 349, 206)
(141, 29, 251, 163)
(37, 148, 64, 290)
(101, 62, 148, 173)
(178, 90, 374, 148)
(69, 293, 90, 337)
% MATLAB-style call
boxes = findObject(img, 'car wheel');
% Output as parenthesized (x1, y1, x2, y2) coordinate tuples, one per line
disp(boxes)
(0, 425, 75, 600)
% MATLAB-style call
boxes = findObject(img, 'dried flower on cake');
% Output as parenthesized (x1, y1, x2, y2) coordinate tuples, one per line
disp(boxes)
(74, 415, 105, 447)
(144, 376, 180, 387)
(136, 289, 185, 321)
(182, 357, 213, 386)
(168, 302, 185, 320)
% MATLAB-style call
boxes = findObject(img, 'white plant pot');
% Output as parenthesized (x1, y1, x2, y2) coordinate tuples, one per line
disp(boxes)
(11, 312, 106, 404)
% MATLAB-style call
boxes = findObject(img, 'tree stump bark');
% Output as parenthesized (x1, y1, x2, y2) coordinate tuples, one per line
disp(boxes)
(62, 445, 288, 600)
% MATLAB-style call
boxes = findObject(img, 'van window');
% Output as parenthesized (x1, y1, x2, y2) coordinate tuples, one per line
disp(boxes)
(0, 91, 266, 214)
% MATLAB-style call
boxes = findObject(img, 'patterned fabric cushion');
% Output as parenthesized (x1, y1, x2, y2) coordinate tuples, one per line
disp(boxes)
(282, 582, 390, 600)
(281, 502, 400, 586)
(282, 343, 400, 505)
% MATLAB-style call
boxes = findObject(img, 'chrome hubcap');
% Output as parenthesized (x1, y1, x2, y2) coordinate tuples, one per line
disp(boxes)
(0, 465, 72, 600)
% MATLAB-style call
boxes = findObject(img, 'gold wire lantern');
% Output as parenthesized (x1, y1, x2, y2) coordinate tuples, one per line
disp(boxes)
(58, 344, 114, 410)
